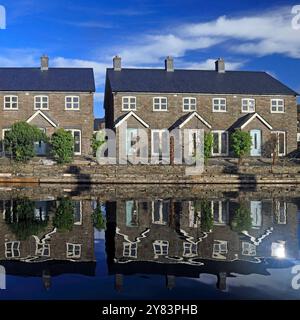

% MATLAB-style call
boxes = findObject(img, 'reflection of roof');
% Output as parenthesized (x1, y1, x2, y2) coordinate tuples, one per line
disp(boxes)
(0, 260, 96, 277)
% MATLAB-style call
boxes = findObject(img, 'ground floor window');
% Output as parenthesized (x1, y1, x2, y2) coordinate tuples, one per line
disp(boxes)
(212, 130, 228, 156)
(126, 200, 139, 227)
(211, 200, 229, 225)
(36, 243, 50, 257)
(151, 129, 169, 163)
(1, 129, 11, 155)
(126, 128, 140, 157)
(67, 129, 81, 155)
(212, 240, 228, 259)
(271, 131, 286, 156)
(250, 201, 262, 229)
(242, 242, 256, 256)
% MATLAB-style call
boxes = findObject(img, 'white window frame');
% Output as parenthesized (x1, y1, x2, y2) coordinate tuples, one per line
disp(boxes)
(4, 95, 18, 110)
(2, 128, 11, 139)
(66, 243, 82, 259)
(270, 99, 284, 113)
(153, 240, 169, 256)
(65, 96, 80, 110)
(122, 96, 136, 111)
(36, 243, 51, 257)
(73, 200, 82, 225)
(182, 97, 196, 112)
(123, 242, 138, 258)
(5, 241, 20, 258)
(242, 242, 256, 256)
(212, 240, 228, 259)
(271, 131, 286, 156)
(211, 200, 229, 225)
(275, 201, 287, 225)
(183, 242, 198, 257)
(67, 129, 82, 155)
(153, 97, 168, 111)
(34, 95, 49, 110)
(151, 129, 169, 160)
(212, 98, 226, 112)
(241, 98, 255, 113)
(211, 130, 228, 156)
(151, 200, 169, 225)
(188, 201, 201, 228)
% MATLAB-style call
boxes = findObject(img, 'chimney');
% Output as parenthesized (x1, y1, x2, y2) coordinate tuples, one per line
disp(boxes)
(113, 55, 122, 71)
(215, 58, 225, 73)
(165, 56, 174, 72)
(41, 55, 49, 71)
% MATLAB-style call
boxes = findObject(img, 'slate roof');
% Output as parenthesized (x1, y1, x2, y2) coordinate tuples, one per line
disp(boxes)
(107, 68, 298, 96)
(0, 68, 95, 92)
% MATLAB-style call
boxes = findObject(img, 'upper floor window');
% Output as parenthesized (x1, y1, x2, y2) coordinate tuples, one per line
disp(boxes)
(34, 95, 49, 110)
(242, 98, 255, 113)
(271, 99, 284, 113)
(212, 98, 226, 112)
(122, 96, 136, 111)
(183, 97, 196, 112)
(65, 96, 80, 110)
(153, 97, 167, 111)
(4, 95, 18, 110)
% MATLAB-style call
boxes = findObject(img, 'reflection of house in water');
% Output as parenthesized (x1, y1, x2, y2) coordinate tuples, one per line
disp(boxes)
(0, 198, 96, 289)
(106, 196, 299, 291)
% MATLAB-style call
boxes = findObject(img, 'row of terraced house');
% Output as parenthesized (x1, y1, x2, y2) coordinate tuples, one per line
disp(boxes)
(0, 55, 299, 161)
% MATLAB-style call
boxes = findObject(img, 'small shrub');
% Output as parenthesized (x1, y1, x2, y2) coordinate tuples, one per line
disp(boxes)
(204, 132, 213, 165)
(231, 204, 252, 232)
(51, 129, 74, 164)
(92, 205, 106, 231)
(91, 131, 105, 157)
(53, 198, 74, 232)
(231, 130, 252, 165)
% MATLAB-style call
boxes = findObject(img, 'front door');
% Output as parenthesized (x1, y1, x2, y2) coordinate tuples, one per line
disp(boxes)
(34, 128, 47, 156)
(250, 129, 261, 156)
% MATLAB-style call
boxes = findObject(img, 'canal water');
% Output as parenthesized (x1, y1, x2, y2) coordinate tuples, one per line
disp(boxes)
(0, 184, 299, 300)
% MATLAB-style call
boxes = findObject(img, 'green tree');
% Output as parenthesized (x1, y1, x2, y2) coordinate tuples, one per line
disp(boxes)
(50, 129, 74, 164)
(195, 200, 213, 232)
(5, 199, 48, 240)
(91, 130, 105, 157)
(53, 198, 74, 232)
(231, 130, 252, 165)
(204, 132, 213, 165)
(92, 205, 106, 231)
(231, 204, 252, 232)
(4, 122, 47, 162)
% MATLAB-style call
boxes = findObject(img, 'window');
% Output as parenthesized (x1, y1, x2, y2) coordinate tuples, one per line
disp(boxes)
(187, 129, 201, 157)
(211, 201, 229, 225)
(126, 128, 139, 157)
(271, 131, 286, 156)
(271, 99, 284, 113)
(188, 201, 201, 228)
(153, 240, 169, 256)
(242, 242, 256, 256)
(275, 201, 287, 224)
(151, 129, 169, 163)
(183, 242, 198, 257)
(152, 200, 170, 225)
(242, 99, 255, 113)
(122, 96, 136, 111)
(271, 241, 286, 259)
(67, 129, 81, 155)
(65, 96, 80, 110)
(213, 98, 226, 112)
(34, 96, 49, 110)
(4, 95, 18, 110)
(5, 241, 20, 258)
(183, 97, 196, 112)
(126, 200, 139, 227)
(66, 243, 82, 259)
(212, 240, 228, 259)
(34, 201, 48, 222)
(73, 201, 82, 225)
(153, 97, 167, 111)
(123, 242, 137, 258)
(212, 131, 228, 156)
(36, 243, 50, 257)
(250, 201, 262, 229)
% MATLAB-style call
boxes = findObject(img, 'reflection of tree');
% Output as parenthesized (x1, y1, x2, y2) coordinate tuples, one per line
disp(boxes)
(195, 200, 213, 232)
(92, 205, 106, 231)
(5, 199, 49, 240)
(53, 198, 74, 232)
(231, 204, 252, 232)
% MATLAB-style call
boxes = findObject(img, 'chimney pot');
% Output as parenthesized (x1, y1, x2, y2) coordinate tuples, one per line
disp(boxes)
(41, 55, 49, 71)
(165, 56, 174, 72)
(215, 58, 225, 73)
(113, 56, 122, 71)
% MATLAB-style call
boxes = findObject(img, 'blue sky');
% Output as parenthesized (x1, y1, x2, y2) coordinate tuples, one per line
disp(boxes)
(0, 0, 300, 117)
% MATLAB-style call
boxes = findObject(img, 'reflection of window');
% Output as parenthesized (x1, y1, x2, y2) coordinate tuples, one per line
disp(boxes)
(271, 241, 286, 259)
(212, 240, 228, 259)
(66, 243, 82, 259)
(183, 242, 197, 257)
(123, 242, 137, 258)
(153, 240, 169, 256)
(73, 201, 82, 225)
(212, 201, 228, 225)
(34, 201, 48, 221)
(126, 201, 139, 227)
(242, 242, 256, 256)
(126, 128, 139, 157)
(212, 131, 228, 156)
(152, 200, 169, 225)
(274, 201, 287, 224)
(5, 241, 20, 258)
(250, 201, 262, 229)
(36, 243, 50, 257)
(188, 201, 201, 228)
